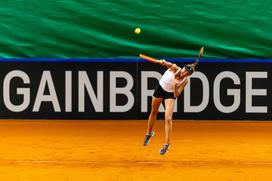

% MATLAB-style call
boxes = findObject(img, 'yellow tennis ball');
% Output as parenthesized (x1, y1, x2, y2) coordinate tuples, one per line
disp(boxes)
(135, 28, 141, 34)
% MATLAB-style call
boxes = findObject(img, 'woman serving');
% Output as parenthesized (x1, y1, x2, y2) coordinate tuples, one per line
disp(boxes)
(141, 47, 204, 155)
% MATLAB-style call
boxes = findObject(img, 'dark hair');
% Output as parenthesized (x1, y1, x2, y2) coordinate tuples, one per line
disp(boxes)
(184, 58, 199, 75)
(184, 64, 195, 75)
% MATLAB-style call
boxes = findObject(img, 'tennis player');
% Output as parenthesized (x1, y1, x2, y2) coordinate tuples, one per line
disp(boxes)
(143, 58, 199, 155)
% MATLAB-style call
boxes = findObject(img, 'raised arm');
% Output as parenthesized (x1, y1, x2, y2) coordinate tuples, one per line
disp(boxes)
(160, 59, 180, 73)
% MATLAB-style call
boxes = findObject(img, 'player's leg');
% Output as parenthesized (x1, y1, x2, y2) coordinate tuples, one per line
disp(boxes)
(146, 96, 163, 135)
(160, 98, 175, 154)
(144, 96, 163, 146)
(164, 98, 175, 144)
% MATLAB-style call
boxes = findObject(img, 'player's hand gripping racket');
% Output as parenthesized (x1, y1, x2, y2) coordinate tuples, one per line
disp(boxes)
(139, 47, 204, 65)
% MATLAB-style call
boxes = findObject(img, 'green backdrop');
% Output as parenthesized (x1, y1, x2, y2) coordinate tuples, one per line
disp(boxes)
(0, 0, 271, 58)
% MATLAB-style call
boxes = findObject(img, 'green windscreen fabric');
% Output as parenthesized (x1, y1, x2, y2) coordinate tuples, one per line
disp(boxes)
(0, 0, 271, 58)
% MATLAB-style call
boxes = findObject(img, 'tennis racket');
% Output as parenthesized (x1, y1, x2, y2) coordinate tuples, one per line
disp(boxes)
(139, 54, 161, 64)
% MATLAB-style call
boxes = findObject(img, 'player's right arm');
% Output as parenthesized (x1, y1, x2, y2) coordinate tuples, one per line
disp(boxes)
(160, 59, 179, 73)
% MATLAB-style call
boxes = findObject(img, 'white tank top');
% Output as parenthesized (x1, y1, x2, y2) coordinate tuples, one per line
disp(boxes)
(159, 69, 180, 92)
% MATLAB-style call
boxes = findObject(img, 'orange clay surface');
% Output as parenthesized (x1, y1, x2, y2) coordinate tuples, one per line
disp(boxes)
(1, 120, 272, 180)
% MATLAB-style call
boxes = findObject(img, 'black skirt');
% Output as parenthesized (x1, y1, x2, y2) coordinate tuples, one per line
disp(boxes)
(153, 84, 176, 99)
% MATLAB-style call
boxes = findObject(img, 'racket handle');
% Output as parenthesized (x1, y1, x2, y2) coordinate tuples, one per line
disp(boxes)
(139, 54, 161, 64)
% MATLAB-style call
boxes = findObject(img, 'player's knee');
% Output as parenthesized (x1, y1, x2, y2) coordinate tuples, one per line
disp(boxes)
(165, 116, 172, 123)
(151, 109, 159, 115)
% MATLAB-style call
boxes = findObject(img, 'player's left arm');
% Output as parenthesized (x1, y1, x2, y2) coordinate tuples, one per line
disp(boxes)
(174, 78, 188, 98)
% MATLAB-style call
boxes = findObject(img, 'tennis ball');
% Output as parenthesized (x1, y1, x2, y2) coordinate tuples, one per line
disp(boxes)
(135, 28, 141, 34)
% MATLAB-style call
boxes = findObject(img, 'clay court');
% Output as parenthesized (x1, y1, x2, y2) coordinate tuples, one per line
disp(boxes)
(1, 120, 272, 180)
